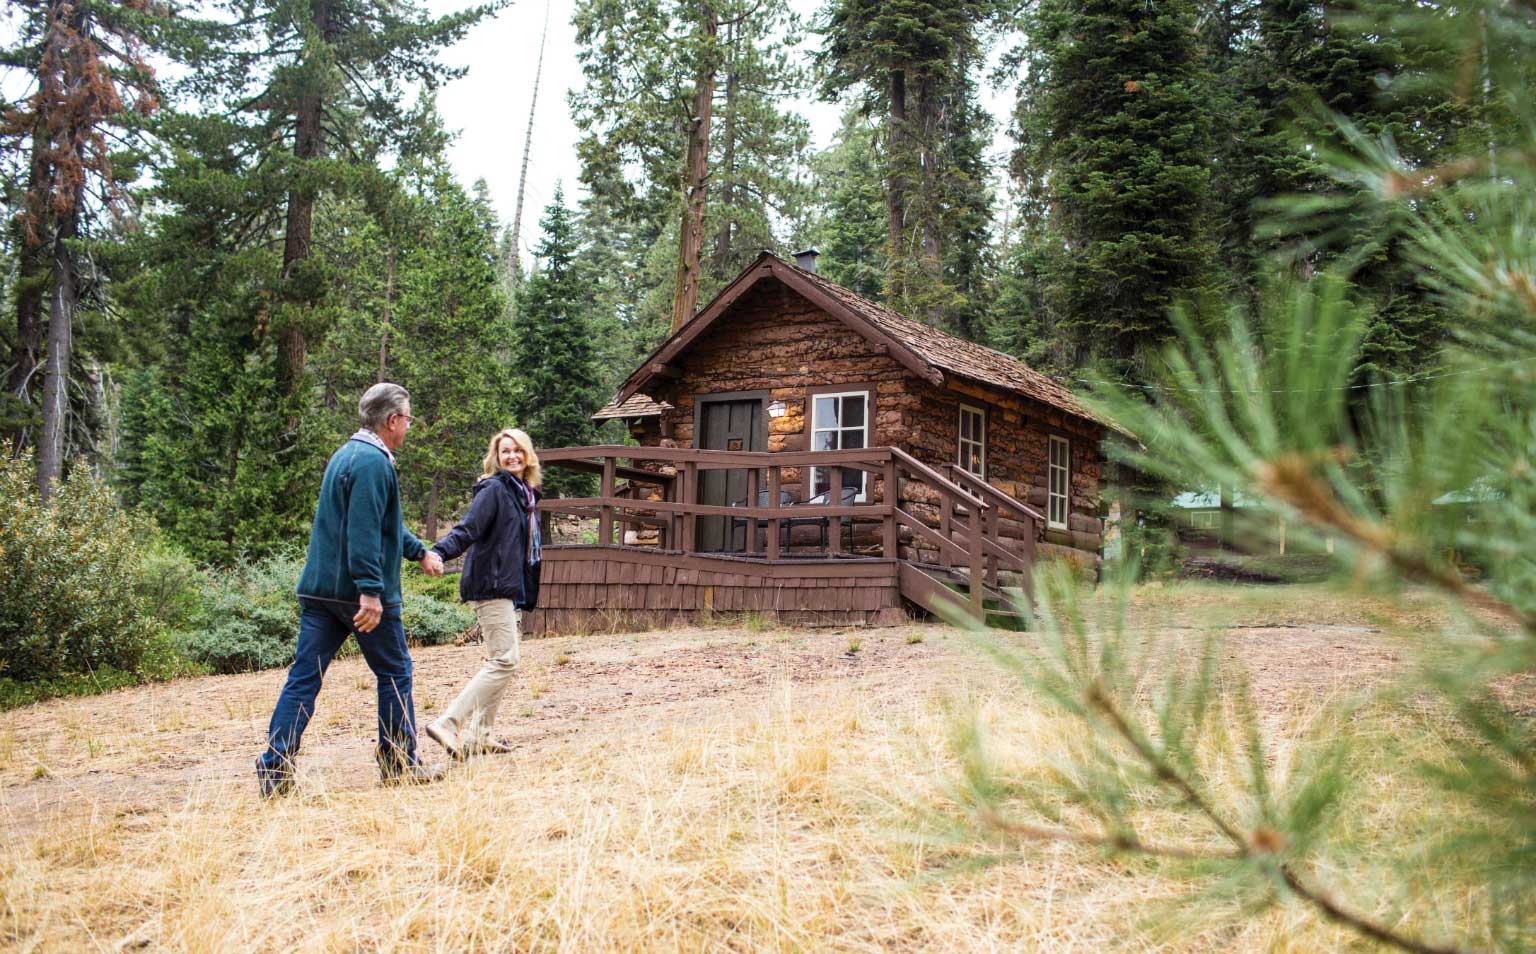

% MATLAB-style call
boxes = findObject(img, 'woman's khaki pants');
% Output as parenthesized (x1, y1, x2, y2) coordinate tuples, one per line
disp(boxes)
(433, 599, 520, 751)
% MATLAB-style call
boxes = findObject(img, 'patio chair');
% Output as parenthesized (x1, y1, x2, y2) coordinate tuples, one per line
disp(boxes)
(799, 483, 859, 551)
(728, 489, 798, 551)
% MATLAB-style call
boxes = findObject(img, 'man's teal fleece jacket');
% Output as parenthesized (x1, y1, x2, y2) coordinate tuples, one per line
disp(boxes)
(296, 437, 426, 607)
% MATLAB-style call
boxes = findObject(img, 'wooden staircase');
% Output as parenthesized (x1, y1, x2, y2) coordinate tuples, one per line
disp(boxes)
(893, 464, 1041, 629)
(898, 563, 1032, 629)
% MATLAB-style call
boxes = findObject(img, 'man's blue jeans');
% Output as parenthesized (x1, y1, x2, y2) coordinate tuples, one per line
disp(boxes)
(256, 597, 420, 786)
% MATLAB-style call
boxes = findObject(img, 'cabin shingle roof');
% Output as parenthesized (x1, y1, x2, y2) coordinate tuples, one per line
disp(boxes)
(601, 252, 1104, 429)
(780, 259, 1099, 423)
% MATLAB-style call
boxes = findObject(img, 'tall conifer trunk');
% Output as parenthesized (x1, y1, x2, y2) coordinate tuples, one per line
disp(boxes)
(7, 127, 50, 453)
(38, 209, 78, 501)
(509, 0, 550, 283)
(884, 68, 908, 300)
(670, 4, 717, 333)
(915, 74, 943, 325)
(713, 26, 737, 276)
(277, 0, 334, 397)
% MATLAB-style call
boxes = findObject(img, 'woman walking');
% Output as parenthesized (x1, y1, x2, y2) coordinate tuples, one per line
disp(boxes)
(424, 428, 543, 759)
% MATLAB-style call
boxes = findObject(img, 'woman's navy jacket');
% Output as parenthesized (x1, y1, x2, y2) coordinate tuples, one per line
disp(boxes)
(429, 471, 541, 608)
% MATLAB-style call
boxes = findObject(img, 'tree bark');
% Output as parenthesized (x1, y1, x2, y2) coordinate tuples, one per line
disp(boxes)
(6, 126, 51, 453)
(885, 68, 909, 300)
(277, 0, 334, 397)
(378, 242, 396, 382)
(915, 72, 940, 325)
(508, 0, 550, 284)
(712, 23, 737, 276)
(670, 3, 718, 334)
(425, 473, 443, 541)
(38, 212, 78, 501)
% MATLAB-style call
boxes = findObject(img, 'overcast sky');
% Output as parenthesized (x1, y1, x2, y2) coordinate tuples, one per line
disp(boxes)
(427, 0, 1017, 270)
(0, 0, 1015, 267)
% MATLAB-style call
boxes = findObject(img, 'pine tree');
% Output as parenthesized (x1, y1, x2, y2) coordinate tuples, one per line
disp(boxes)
(817, 0, 999, 327)
(175, 0, 497, 427)
(1, 0, 166, 496)
(511, 187, 603, 498)
(571, 0, 808, 336)
(388, 168, 513, 540)
(1013, 0, 1217, 372)
(804, 110, 886, 299)
(959, 5, 1536, 950)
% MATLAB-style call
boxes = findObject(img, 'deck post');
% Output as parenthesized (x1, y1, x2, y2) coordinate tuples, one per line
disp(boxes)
(828, 469, 843, 557)
(682, 461, 698, 554)
(599, 456, 615, 545)
(985, 503, 1000, 588)
(881, 454, 898, 559)
(668, 466, 681, 550)
(744, 468, 759, 555)
(969, 504, 985, 621)
(939, 492, 953, 568)
(766, 465, 781, 560)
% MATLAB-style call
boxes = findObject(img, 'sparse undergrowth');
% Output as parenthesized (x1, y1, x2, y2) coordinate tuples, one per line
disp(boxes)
(0, 583, 1514, 952)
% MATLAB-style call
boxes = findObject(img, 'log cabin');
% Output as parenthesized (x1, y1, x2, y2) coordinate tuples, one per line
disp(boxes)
(526, 250, 1109, 635)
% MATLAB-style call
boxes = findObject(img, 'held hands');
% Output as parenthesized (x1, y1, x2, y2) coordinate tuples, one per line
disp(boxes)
(420, 551, 445, 577)
(354, 594, 383, 633)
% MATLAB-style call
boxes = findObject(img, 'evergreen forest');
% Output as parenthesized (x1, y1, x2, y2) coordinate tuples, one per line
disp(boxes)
(4, 0, 1506, 566)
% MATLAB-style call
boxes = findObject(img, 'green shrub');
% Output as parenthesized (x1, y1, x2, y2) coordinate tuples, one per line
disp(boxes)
(135, 540, 206, 632)
(402, 568, 462, 605)
(174, 550, 305, 674)
(0, 632, 207, 710)
(402, 594, 474, 647)
(174, 550, 473, 672)
(0, 455, 161, 681)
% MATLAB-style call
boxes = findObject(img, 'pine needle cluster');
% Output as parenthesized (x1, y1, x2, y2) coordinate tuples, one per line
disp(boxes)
(951, 4, 1535, 952)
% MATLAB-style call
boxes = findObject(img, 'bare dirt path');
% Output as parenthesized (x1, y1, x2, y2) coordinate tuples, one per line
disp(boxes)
(0, 624, 979, 839)
(0, 618, 1410, 843)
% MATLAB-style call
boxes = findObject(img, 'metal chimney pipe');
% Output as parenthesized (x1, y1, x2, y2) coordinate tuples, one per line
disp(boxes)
(793, 248, 819, 273)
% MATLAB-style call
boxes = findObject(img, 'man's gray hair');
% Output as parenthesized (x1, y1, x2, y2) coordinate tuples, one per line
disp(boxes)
(359, 383, 410, 430)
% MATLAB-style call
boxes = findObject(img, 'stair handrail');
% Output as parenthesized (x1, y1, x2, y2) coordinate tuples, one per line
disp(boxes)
(942, 464, 1045, 523)
(887, 447, 989, 511)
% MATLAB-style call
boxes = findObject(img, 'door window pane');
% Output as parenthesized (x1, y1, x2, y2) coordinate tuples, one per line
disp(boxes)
(841, 397, 864, 427)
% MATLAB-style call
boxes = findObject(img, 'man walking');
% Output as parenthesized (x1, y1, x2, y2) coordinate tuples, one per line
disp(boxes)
(256, 382, 448, 798)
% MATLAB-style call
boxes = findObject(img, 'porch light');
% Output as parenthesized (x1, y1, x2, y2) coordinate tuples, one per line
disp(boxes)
(768, 400, 787, 418)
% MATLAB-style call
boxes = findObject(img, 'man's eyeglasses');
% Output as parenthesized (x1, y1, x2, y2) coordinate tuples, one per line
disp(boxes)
(392, 412, 415, 425)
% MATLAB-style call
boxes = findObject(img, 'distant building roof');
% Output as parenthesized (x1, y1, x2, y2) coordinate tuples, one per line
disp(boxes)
(592, 393, 671, 421)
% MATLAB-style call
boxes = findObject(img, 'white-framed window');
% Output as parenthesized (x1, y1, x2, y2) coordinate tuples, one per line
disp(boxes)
(808, 390, 869, 502)
(1048, 435, 1070, 530)
(957, 403, 986, 477)
(1191, 510, 1219, 530)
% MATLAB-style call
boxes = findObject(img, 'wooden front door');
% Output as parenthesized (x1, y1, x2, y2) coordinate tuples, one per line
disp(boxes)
(696, 397, 765, 552)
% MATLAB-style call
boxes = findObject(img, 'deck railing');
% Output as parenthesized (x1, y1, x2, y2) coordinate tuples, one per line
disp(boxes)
(538, 445, 1040, 617)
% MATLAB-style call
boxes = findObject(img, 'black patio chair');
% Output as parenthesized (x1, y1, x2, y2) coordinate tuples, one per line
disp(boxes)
(728, 488, 798, 551)
(800, 483, 859, 551)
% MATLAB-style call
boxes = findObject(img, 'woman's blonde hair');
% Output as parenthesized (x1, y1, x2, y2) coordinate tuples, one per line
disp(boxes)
(480, 427, 542, 489)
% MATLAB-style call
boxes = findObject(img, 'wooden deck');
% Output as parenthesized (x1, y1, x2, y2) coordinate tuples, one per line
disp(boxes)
(524, 546, 905, 635)
(529, 445, 1043, 635)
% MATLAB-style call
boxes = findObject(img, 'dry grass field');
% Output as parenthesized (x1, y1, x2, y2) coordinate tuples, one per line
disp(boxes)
(0, 583, 1505, 952)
